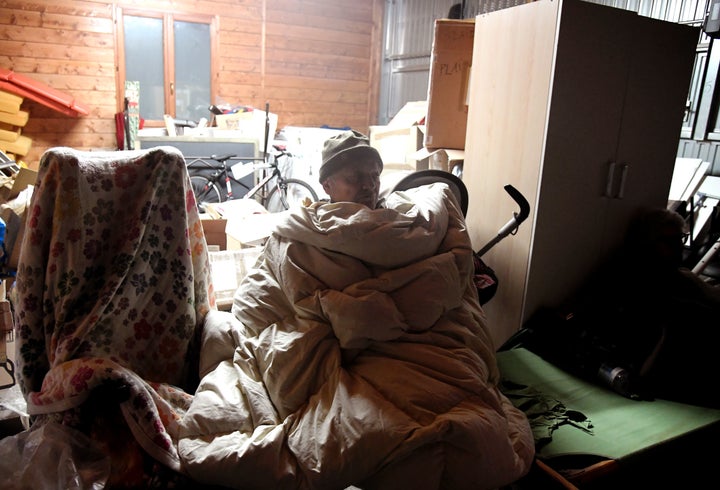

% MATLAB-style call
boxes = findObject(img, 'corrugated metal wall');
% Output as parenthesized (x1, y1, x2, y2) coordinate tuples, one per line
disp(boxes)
(588, 0, 706, 20)
(378, 0, 455, 124)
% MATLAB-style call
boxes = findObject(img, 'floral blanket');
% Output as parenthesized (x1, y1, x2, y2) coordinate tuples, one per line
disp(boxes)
(179, 184, 535, 489)
(12, 146, 213, 477)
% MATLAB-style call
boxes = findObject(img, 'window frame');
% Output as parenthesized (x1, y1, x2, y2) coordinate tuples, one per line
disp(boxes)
(115, 7, 218, 127)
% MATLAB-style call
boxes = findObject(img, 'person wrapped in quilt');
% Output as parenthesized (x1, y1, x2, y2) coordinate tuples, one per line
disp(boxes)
(178, 130, 535, 489)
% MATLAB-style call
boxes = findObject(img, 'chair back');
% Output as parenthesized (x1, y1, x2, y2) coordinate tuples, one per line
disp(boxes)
(14, 146, 213, 394)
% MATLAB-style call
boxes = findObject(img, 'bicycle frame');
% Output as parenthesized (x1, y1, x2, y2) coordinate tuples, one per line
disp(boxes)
(242, 163, 282, 202)
(186, 149, 312, 209)
(223, 161, 234, 199)
(186, 157, 253, 197)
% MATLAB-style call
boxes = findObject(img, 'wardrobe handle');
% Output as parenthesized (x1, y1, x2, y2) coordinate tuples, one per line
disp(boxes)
(616, 163, 629, 199)
(605, 162, 616, 197)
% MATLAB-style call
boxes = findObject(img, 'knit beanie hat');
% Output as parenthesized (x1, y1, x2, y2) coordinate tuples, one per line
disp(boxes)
(319, 130, 383, 182)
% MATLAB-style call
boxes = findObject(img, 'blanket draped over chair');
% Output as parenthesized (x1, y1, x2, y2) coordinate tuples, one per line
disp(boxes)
(13, 146, 213, 481)
(179, 184, 535, 489)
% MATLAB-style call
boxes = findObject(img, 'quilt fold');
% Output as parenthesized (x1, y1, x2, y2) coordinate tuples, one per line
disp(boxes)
(179, 183, 535, 489)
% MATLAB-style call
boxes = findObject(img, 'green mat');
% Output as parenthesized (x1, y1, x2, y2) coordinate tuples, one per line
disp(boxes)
(497, 347, 720, 461)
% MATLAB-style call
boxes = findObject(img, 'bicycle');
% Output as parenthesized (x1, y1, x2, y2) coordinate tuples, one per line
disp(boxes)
(187, 146, 319, 213)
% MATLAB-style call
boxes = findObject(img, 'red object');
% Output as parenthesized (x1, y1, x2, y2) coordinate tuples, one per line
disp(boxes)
(0, 67, 89, 117)
(115, 112, 126, 149)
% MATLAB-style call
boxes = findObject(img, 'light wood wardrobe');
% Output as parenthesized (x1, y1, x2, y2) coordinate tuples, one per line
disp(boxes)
(463, 0, 699, 348)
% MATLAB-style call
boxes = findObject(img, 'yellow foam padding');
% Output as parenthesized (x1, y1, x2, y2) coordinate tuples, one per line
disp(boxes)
(0, 90, 22, 109)
(0, 127, 19, 142)
(0, 134, 31, 156)
(0, 100, 20, 114)
(0, 110, 29, 127)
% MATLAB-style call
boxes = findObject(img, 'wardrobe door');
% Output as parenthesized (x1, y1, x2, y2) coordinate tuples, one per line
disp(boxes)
(602, 15, 698, 250)
(523, 0, 636, 324)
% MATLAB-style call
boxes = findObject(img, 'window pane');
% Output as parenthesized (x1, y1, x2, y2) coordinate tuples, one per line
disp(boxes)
(174, 20, 211, 122)
(124, 16, 165, 120)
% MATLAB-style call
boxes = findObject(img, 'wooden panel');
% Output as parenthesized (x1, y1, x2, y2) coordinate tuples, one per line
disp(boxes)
(604, 15, 698, 238)
(463, 0, 560, 349)
(268, 0, 374, 19)
(0, 58, 116, 78)
(0, 0, 383, 165)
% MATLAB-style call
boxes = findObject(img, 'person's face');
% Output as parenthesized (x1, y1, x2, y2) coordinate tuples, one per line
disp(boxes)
(322, 159, 381, 209)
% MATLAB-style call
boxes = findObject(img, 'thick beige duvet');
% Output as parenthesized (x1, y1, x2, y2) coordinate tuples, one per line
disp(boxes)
(178, 183, 534, 489)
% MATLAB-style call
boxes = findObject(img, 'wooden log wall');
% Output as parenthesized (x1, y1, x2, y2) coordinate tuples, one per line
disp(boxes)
(0, 0, 384, 167)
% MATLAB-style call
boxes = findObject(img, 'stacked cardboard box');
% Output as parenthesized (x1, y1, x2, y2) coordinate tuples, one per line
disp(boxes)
(424, 19, 474, 151)
(0, 89, 31, 161)
(199, 198, 270, 311)
(370, 21, 475, 177)
(214, 109, 278, 153)
(369, 101, 427, 174)
(208, 247, 262, 310)
(419, 19, 475, 174)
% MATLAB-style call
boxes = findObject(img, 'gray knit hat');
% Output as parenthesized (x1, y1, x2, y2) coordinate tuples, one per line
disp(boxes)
(319, 130, 383, 182)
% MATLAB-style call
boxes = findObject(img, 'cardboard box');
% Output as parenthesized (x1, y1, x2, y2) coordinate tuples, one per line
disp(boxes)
(202, 199, 275, 249)
(383, 100, 427, 127)
(370, 125, 427, 173)
(226, 211, 286, 248)
(200, 217, 227, 251)
(370, 101, 428, 173)
(9, 167, 37, 200)
(424, 19, 475, 150)
(413, 148, 465, 174)
(214, 109, 278, 152)
(208, 247, 263, 308)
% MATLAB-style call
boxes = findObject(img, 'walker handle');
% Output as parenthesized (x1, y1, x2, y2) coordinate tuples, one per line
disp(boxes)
(475, 185, 531, 257)
(504, 184, 530, 225)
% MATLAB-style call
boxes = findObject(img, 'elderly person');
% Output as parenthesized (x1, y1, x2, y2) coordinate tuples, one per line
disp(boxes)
(178, 128, 534, 489)
(319, 129, 383, 208)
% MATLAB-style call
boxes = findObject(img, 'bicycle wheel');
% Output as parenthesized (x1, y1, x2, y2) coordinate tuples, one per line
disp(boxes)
(190, 175, 223, 206)
(265, 178, 319, 212)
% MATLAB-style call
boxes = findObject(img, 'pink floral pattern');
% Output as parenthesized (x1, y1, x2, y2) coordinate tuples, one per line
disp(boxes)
(13, 146, 214, 473)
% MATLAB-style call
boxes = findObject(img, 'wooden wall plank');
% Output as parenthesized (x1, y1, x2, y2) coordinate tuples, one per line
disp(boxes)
(0, 0, 383, 166)
(0, 2, 113, 19)
(269, 0, 373, 18)
(266, 22, 371, 46)
(220, 16, 263, 31)
(0, 11, 113, 34)
(2, 26, 113, 47)
(0, 57, 115, 77)
(265, 35, 371, 59)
